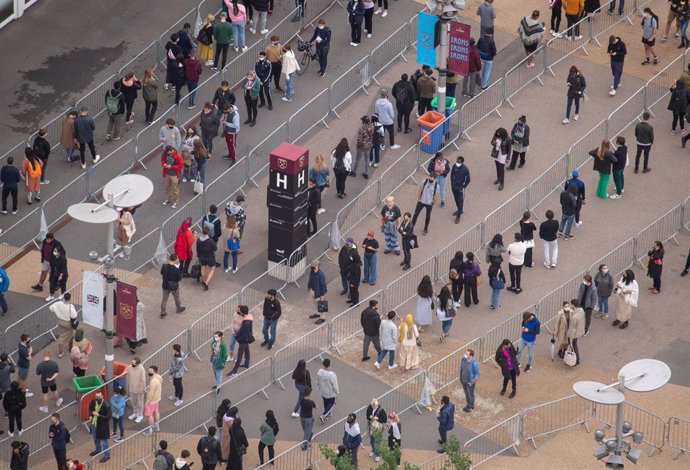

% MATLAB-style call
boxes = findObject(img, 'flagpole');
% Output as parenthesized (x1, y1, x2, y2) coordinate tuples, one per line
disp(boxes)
(104, 192, 115, 399)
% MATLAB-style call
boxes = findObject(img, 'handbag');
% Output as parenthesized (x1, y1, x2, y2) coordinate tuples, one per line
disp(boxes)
(228, 237, 240, 251)
(524, 239, 535, 248)
(491, 148, 499, 158)
(317, 300, 329, 313)
(190, 260, 202, 281)
(492, 275, 505, 290)
(563, 344, 577, 367)
(70, 318, 80, 330)
(446, 307, 456, 318)
(476, 274, 482, 286)
(416, 338, 422, 347)
(194, 174, 204, 195)
(409, 234, 419, 249)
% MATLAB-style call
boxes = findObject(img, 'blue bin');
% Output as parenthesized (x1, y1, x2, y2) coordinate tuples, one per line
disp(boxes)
(431, 96, 456, 135)
(417, 111, 445, 154)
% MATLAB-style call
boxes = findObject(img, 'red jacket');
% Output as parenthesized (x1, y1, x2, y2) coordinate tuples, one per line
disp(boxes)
(184, 57, 203, 82)
(469, 45, 482, 73)
(161, 149, 183, 178)
(174, 219, 195, 261)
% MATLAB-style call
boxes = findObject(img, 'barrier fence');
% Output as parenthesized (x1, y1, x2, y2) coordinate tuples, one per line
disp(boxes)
(593, 401, 667, 456)
(522, 394, 593, 448)
(668, 416, 690, 460)
(463, 414, 522, 466)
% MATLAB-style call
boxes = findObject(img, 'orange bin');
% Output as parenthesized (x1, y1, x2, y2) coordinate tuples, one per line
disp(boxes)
(99, 361, 130, 390)
(416, 111, 446, 154)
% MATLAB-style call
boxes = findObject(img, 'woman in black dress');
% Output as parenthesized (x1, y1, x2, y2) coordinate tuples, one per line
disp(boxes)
(519, 211, 537, 268)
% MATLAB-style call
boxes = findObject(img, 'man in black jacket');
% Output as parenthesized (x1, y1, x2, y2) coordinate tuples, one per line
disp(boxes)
(347, 250, 362, 306)
(391, 74, 416, 134)
(1, 157, 21, 214)
(160, 254, 186, 318)
(477, 28, 497, 90)
(212, 81, 236, 115)
(197, 426, 222, 468)
(450, 156, 471, 224)
(228, 305, 253, 376)
(255, 52, 273, 110)
(309, 19, 331, 77)
(32, 129, 51, 184)
(360, 300, 381, 362)
(338, 238, 356, 297)
(10, 440, 29, 470)
(539, 210, 560, 268)
(31, 233, 63, 292)
(261, 289, 282, 350)
(88, 391, 111, 463)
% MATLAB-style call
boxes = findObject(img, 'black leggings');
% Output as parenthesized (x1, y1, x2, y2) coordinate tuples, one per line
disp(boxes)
(245, 95, 258, 122)
(259, 442, 275, 465)
(523, 247, 533, 267)
(335, 171, 347, 195)
(173, 377, 183, 400)
(378, 0, 388, 8)
(450, 277, 463, 303)
(673, 112, 686, 131)
(463, 277, 478, 307)
(396, 104, 412, 131)
(125, 98, 135, 121)
(364, 7, 374, 34)
(144, 100, 158, 123)
(565, 14, 580, 37)
(551, 3, 562, 32)
(79, 140, 97, 164)
(502, 369, 517, 392)
(180, 259, 191, 274)
(8, 410, 22, 433)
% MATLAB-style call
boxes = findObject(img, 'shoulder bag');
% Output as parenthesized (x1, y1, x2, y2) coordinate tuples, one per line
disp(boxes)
(563, 344, 577, 367)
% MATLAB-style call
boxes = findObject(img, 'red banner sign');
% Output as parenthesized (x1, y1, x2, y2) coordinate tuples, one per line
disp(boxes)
(115, 281, 138, 340)
(448, 21, 471, 76)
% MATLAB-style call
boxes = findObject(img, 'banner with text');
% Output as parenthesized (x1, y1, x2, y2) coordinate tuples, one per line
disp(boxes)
(448, 21, 471, 76)
(82, 270, 104, 329)
(115, 281, 138, 340)
(416, 12, 438, 67)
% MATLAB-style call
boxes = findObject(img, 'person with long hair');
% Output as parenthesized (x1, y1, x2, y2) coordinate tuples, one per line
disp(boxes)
(180, 126, 200, 183)
(331, 138, 352, 198)
(291, 359, 311, 417)
(120, 71, 142, 125)
(282, 44, 300, 101)
(258, 409, 279, 466)
(461, 252, 481, 307)
(197, 14, 216, 65)
(488, 259, 506, 309)
(647, 240, 664, 294)
(486, 233, 505, 265)
(398, 211, 414, 271)
(641, 7, 659, 65)
(414, 275, 434, 332)
(612, 269, 639, 329)
(495, 339, 519, 398)
(21, 147, 42, 205)
(589, 139, 617, 199)
(448, 251, 464, 308)
(116, 207, 136, 246)
(563, 65, 586, 124)
(242, 70, 260, 126)
(398, 314, 419, 371)
(309, 153, 330, 213)
(192, 139, 209, 184)
(519, 211, 537, 267)
(490, 127, 510, 191)
(142, 67, 159, 124)
(435, 285, 454, 342)
(173, 217, 196, 275)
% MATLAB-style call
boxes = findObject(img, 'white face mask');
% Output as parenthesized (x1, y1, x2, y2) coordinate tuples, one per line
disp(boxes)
(318, 25, 325, 29)
(602, 269, 609, 274)
(463, 353, 469, 359)
(214, 335, 220, 342)
(259, 57, 265, 61)
(582, 280, 589, 286)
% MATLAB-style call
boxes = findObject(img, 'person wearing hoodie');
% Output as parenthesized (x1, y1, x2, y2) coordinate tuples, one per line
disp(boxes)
(564, 169, 585, 226)
(184, 51, 203, 109)
(174, 449, 192, 470)
(258, 410, 279, 466)
(343, 413, 362, 467)
(578, 274, 598, 335)
(448, 251, 465, 307)
(196, 226, 218, 290)
(375, 89, 399, 149)
(316, 358, 339, 423)
(221, 104, 241, 164)
(518, 10, 545, 68)
(391, 74, 416, 133)
(669, 79, 690, 135)
(461, 38, 482, 97)
(168, 344, 186, 407)
(436, 396, 455, 452)
(375, 310, 398, 369)
(225, 195, 246, 237)
(347, 250, 363, 306)
(563, 0, 584, 40)
(4, 381, 25, 437)
(607, 35, 627, 96)
(227, 306, 253, 376)
(161, 145, 184, 209)
(127, 357, 146, 423)
(110, 386, 126, 442)
(558, 183, 579, 239)
(10, 440, 29, 470)
(589, 139, 617, 199)
(360, 300, 382, 361)
(197, 426, 222, 469)
(153, 440, 175, 470)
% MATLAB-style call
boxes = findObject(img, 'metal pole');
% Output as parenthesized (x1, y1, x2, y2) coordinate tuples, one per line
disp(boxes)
(438, 17, 449, 114)
(615, 373, 626, 451)
(104, 193, 116, 398)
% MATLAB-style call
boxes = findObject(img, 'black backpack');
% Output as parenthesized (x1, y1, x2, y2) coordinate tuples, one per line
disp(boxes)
(333, 156, 346, 174)
(395, 82, 409, 105)
(199, 436, 217, 460)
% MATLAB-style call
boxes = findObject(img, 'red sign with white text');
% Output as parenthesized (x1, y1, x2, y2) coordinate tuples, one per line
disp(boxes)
(448, 21, 471, 76)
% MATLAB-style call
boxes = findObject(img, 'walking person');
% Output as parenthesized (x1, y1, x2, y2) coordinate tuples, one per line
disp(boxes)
(32, 128, 51, 184)
(399, 212, 415, 271)
(4, 381, 25, 437)
(31, 234, 63, 294)
(450, 156, 471, 224)
(88, 391, 111, 463)
(411, 173, 440, 235)
(105, 81, 125, 141)
(331, 138, 352, 198)
(610, 136, 628, 199)
(392, 74, 415, 133)
(210, 331, 228, 393)
(508, 115, 530, 170)
(291, 359, 312, 418)
(578, 273, 598, 335)
(641, 8, 659, 65)
(197, 426, 222, 470)
(258, 411, 279, 465)
(398, 314, 420, 371)
(488, 259, 506, 309)
(49, 413, 68, 470)
(539, 210, 560, 268)
(495, 339, 519, 398)
(361, 230, 379, 286)
(74, 107, 100, 170)
(436, 396, 455, 453)
(647, 241, 664, 294)
(478, 29, 497, 90)
(435, 285, 455, 342)
(589, 139, 617, 199)
(462, 252, 481, 307)
(563, 0, 584, 40)
(594, 264, 615, 319)
(309, 19, 332, 77)
(563, 65, 587, 124)
(518, 10, 545, 68)
(20, 148, 41, 205)
(46, 246, 68, 302)
(519, 212, 537, 268)
(607, 35, 627, 95)
(352, 115, 374, 179)
(612, 270, 639, 329)
(260, 289, 281, 350)
(343, 414, 363, 466)
(634, 111, 654, 173)
(196, 226, 217, 290)
(299, 388, 316, 451)
(110, 386, 126, 442)
(380, 196, 402, 255)
(490, 127, 510, 190)
(282, 44, 299, 101)
(68, 328, 92, 377)
(60, 110, 78, 162)
(669, 79, 690, 135)
(316, 358, 339, 423)
(161, 145, 183, 209)
(564, 169, 585, 227)
(168, 344, 186, 407)
(558, 184, 579, 239)
(212, 12, 232, 69)
(160, 254, 185, 318)
(348, 0, 365, 46)
(516, 312, 541, 372)
(506, 233, 527, 293)
(227, 306, 253, 376)
(459, 349, 480, 413)
(307, 260, 328, 325)
(427, 152, 450, 208)
(375, 310, 398, 370)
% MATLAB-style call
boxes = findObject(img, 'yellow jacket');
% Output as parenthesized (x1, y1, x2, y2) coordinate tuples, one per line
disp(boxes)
(563, 0, 584, 15)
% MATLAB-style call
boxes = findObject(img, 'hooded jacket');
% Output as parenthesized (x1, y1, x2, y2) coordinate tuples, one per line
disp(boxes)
(375, 98, 395, 126)
(518, 16, 545, 46)
(360, 307, 381, 337)
(174, 219, 195, 261)
(316, 368, 339, 399)
(560, 185, 578, 216)
(161, 149, 184, 178)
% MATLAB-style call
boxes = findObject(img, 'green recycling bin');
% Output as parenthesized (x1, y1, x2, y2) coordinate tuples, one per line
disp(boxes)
(73, 375, 106, 420)
(431, 96, 456, 135)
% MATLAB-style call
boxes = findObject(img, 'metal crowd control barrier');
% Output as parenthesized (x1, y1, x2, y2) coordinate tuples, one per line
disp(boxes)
(607, 87, 646, 139)
(189, 293, 240, 360)
(668, 416, 690, 460)
(286, 222, 332, 286)
(385, 256, 437, 311)
(434, 222, 483, 284)
(264, 6, 304, 44)
(527, 153, 569, 213)
(463, 414, 522, 466)
(588, 237, 635, 282)
(239, 260, 289, 312)
(567, 119, 608, 173)
(88, 427, 155, 470)
(330, 56, 371, 118)
(221, 39, 267, 88)
(481, 188, 528, 247)
(593, 401, 667, 456)
(287, 88, 331, 143)
(479, 304, 537, 366)
(330, 290, 385, 355)
(633, 204, 683, 267)
(417, 453, 449, 470)
(118, 40, 160, 78)
(460, 77, 504, 141)
(270, 322, 330, 389)
(522, 394, 593, 448)
(176, 72, 222, 125)
(75, 74, 118, 120)
(685, 196, 690, 231)
(370, 22, 411, 85)
(503, 46, 546, 108)
(425, 337, 483, 392)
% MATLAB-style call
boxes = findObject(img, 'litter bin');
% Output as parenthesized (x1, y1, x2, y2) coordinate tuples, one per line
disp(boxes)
(417, 111, 446, 154)
(99, 361, 129, 390)
(73, 375, 106, 421)
(431, 96, 456, 135)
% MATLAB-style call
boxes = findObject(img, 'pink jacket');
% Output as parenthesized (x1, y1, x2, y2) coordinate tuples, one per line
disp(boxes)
(226, 2, 247, 22)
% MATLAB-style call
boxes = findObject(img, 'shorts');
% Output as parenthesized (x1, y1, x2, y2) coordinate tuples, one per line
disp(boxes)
(642, 37, 656, 47)
(144, 401, 159, 417)
(41, 261, 50, 271)
(17, 367, 29, 380)
(199, 256, 216, 267)
(41, 383, 57, 394)
(524, 43, 538, 53)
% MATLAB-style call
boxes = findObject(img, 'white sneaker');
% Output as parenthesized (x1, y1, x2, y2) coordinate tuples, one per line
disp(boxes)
(576, 221, 583, 228)
(575, 35, 583, 40)
(609, 194, 621, 199)
(281, 97, 292, 101)
(168, 395, 176, 401)
(374, 362, 381, 369)
(162, 200, 169, 205)
(382, 10, 388, 17)
(182, 178, 188, 183)
(205, 60, 214, 66)
(391, 144, 401, 149)
(373, 163, 380, 167)
(242, 46, 248, 52)
(374, 7, 382, 14)
(174, 399, 184, 406)
(544, 262, 551, 269)
(81, 163, 86, 170)
(350, 42, 358, 47)
(18, 429, 23, 436)
(135, 415, 144, 423)
(562, 118, 570, 125)
(291, 412, 300, 418)
(573, 114, 579, 121)
(388, 364, 398, 370)
(94, 154, 101, 163)
(56, 397, 63, 407)
(250, 28, 256, 34)
(375, 456, 381, 462)
(225, 267, 231, 273)
(234, 46, 239, 52)
(45, 295, 54, 302)
(128, 413, 137, 420)
(261, 29, 269, 34)
(367, 34, 372, 38)
(317, 208, 325, 214)
(609, 89, 616, 96)
(369, 451, 375, 457)
(39, 406, 49, 413)
(25, 391, 33, 398)
(7, 432, 13, 437)
(232, 268, 238, 273)
(171, 203, 178, 209)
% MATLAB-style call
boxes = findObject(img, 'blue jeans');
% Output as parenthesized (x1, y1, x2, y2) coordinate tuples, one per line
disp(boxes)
(436, 175, 447, 204)
(187, 81, 199, 107)
(232, 21, 246, 49)
(681, 18, 689, 46)
(597, 295, 609, 314)
(370, 432, 382, 457)
(565, 96, 580, 119)
(363, 253, 377, 285)
(111, 415, 124, 439)
(294, 383, 306, 414)
(608, 0, 624, 14)
(491, 287, 502, 308)
(376, 349, 395, 366)
(516, 338, 535, 367)
(229, 334, 237, 353)
(480, 59, 493, 89)
(285, 72, 294, 100)
(340, 274, 349, 294)
(559, 214, 575, 236)
(610, 61, 623, 90)
(442, 319, 453, 334)
(213, 367, 223, 389)
(262, 318, 278, 346)
(197, 158, 207, 183)
(462, 382, 476, 409)
(91, 425, 110, 457)
(223, 251, 238, 270)
(65, 147, 75, 161)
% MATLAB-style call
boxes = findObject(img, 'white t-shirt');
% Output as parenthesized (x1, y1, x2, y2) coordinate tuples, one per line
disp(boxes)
(50, 301, 77, 322)
(507, 241, 527, 265)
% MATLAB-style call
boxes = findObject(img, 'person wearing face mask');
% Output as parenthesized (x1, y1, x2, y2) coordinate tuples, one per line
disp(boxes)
(88, 391, 111, 462)
(426, 152, 450, 208)
(36, 351, 62, 414)
(411, 173, 440, 236)
(241, 70, 261, 127)
(45, 246, 68, 303)
(309, 19, 332, 77)
(160, 254, 185, 318)
(159, 118, 181, 151)
(49, 413, 68, 470)
(450, 156, 471, 225)
(211, 331, 228, 394)
(567, 299, 586, 364)
(516, 311, 540, 373)
(553, 301, 571, 359)
(459, 349, 480, 412)
(168, 344, 186, 407)
(594, 264, 614, 319)
(221, 104, 241, 164)
(577, 274, 598, 336)
(255, 52, 273, 110)
(32, 232, 64, 294)
(144, 366, 162, 435)
(127, 357, 147, 423)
